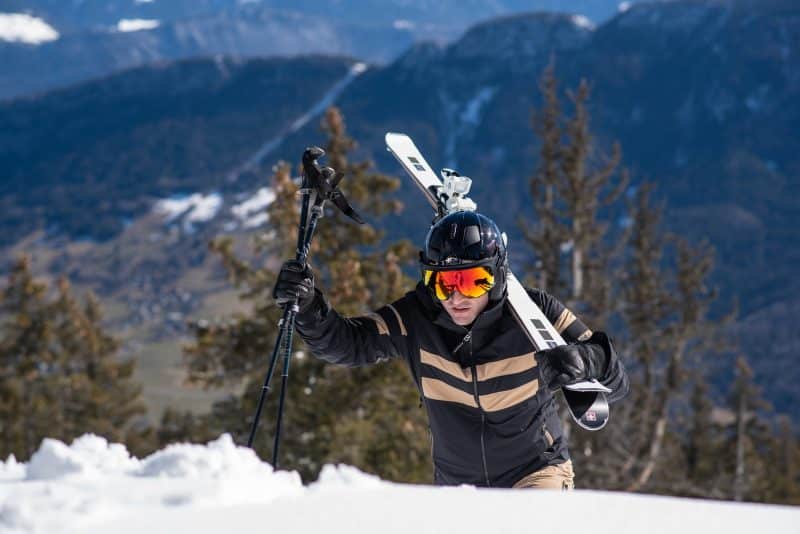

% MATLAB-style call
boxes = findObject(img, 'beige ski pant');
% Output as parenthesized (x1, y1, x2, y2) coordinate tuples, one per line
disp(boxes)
(512, 460, 575, 490)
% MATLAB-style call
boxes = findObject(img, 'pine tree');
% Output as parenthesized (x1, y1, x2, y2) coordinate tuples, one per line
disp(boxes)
(522, 61, 567, 294)
(684, 377, 723, 496)
(0, 257, 54, 459)
(0, 257, 146, 460)
(728, 355, 771, 501)
(763, 416, 800, 504)
(622, 188, 723, 493)
(523, 64, 626, 326)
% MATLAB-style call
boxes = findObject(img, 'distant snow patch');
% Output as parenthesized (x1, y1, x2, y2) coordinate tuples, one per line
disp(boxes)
(443, 86, 497, 168)
(393, 19, 415, 30)
(0, 13, 59, 44)
(155, 193, 222, 231)
(461, 87, 497, 126)
(231, 187, 275, 229)
(134, 0, 155, 3)
(618, 2, 632, 13)
(116, 18, 160, 32)
(571, 14, 596, 31)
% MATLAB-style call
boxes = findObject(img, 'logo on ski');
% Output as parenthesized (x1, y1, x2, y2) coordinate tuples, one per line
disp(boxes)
(408, 156, 426, 172)
(529, 318, 558, 348)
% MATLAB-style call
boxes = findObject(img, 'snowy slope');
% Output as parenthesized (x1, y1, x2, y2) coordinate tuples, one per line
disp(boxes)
(1, 434, 797, 534)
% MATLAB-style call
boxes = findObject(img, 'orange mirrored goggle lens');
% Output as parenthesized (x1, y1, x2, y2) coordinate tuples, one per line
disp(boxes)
(423, 266, 495, 301)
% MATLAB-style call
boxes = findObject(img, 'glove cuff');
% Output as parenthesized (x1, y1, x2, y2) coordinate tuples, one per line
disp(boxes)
(581, 331, 613, 380)
(295, 288, 330, 323)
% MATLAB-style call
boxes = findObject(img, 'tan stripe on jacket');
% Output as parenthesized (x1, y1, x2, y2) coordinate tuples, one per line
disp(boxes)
(553, 308, 577, 334)
(386, 304, 408, 336)
(475, 353, 537, 381)
(421, 377, 478, 408)
(420, 350, 537, 383)
(363, 312, 389, 335)
(480, 379, 539, 412)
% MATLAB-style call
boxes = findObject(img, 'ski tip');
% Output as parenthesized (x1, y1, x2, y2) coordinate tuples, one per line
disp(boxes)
(385, 131, 408, 144)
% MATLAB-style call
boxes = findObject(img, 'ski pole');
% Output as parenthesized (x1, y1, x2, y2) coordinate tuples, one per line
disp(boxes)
(270, 203, 323, 466)
(247, 162, 316, 451)
(246, 147, 363, 467)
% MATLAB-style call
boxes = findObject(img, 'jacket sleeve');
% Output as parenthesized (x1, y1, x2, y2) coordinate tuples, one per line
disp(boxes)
(292, 288, 410, 367)
(527, 288, 630, 403)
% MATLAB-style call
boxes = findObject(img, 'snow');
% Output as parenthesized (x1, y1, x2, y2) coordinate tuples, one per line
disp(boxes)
(571, 14, 596, 31)
(618, 2, 633, 13)
(231, 187, 276, 229)
(460, 87, 497, 126)
(443, 86, 497, 167)
(393, 19, 416, 30)
(0, 13, 59, 45)
(1, 434, 797, 534)
(154, 193, 222, 231)
(616, 2, 720, 32)
(116, 19, 161, 33)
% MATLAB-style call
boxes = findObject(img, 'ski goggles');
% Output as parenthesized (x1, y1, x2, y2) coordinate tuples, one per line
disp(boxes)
(422, 265, 496, 301)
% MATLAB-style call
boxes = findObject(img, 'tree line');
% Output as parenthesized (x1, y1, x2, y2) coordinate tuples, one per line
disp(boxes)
(1, 70, 797, 505)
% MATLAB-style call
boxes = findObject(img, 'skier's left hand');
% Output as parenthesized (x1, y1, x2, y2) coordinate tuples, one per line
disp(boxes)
(535, 343, 609, 392)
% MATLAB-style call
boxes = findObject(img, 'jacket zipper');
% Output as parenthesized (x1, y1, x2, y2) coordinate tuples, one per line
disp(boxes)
(454, 321, 490, 487)
(472, 367, 491, 487)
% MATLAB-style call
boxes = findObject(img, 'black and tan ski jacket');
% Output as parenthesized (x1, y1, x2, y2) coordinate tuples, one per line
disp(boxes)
(294, 282, 629, 488)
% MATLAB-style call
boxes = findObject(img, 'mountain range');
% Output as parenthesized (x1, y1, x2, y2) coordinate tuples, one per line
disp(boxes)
(0, 0, 640, 100)
(1, 0, 798, 413)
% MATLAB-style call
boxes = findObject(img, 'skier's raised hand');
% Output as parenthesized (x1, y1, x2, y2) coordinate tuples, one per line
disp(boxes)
(273, 260, 315, 311)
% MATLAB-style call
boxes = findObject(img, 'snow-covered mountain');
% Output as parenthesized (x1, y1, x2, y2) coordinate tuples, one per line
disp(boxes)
(1, 433, 797, 533)
(0, 0, 645, 100)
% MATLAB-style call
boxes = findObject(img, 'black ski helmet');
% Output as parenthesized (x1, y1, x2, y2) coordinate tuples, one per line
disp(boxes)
(420, 211, 508, 302)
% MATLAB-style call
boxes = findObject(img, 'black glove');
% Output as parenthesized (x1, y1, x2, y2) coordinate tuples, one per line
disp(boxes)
(536, 342, 609, 392)
(273, 260, 315, 311)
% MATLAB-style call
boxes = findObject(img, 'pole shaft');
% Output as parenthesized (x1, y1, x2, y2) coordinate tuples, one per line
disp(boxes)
(271, 309, 297, 467)
(246, 311, 288, 448)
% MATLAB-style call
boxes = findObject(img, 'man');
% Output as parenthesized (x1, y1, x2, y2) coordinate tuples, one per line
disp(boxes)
(274, 210, 629, 489)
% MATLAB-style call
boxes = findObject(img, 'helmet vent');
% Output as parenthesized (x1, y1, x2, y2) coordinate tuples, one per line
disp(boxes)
(463, 225, 481, 247)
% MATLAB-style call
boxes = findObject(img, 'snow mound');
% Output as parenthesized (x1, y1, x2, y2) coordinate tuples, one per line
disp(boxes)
(0, 433, 798, 534)
(139, 434, 269, 479)
(0, 454, 24, 482)
(0, 13, 59, 44)
(27, 434, 136, 480)
(310, 463, 388, 491)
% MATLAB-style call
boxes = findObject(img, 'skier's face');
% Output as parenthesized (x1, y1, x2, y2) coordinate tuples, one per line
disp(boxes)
(441, 290, 489, 326)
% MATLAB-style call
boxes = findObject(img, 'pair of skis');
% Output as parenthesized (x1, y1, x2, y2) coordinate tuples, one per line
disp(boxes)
(385, 132, 610, 431)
